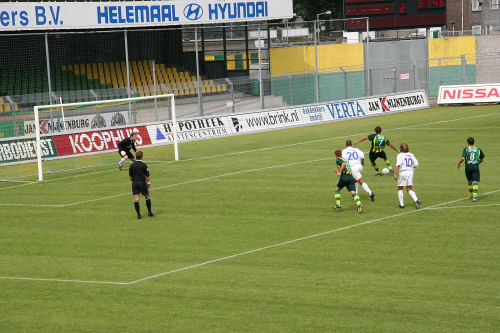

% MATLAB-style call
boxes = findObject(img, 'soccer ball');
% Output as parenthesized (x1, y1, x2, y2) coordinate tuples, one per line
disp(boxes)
(382, 168, 390, 175)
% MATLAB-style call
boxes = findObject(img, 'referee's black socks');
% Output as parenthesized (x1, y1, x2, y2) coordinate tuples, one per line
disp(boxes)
(146, 198, 152, 214)
(134, 201, 141, 218)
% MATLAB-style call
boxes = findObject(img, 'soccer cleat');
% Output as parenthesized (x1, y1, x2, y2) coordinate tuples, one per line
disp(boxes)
(415, 200, 421, 209)
(370, 192, 375, 202)
(357, 204, 363, 214)
(332, 205, 342, 209)
(469, 195, 473, 199)
(118, 163, 122, 170)
(472, 197, 478, 202)
(397, 205, 405, 209)
(148, 212, 155, 217)
(137, 215, 142, 219)
(389, 169, 394, 173)
(375, 173, 383, 176)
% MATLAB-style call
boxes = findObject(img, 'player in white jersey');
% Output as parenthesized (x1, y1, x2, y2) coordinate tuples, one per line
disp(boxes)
(342, 140, 375, 201)
(394, 143, 420, 209)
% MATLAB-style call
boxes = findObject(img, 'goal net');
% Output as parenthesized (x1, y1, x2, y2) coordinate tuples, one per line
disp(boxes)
(0, 94, 177, 183)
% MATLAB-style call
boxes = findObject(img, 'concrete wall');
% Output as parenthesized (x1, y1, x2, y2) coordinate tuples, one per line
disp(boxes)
(476, 35, 500, 84)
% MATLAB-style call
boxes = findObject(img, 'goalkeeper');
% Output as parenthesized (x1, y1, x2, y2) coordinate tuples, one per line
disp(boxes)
(118, 132, 138, 170)
(129, 151, 154, 219)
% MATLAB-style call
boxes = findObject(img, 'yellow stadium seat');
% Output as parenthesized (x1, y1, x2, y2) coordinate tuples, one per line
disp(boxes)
(4, 104, 11, 112)
(0, 105, 4, 113)
(221, 85, 228, 92)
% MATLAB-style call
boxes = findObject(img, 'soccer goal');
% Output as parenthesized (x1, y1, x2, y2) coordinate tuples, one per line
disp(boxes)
(0, 94, 178, 183)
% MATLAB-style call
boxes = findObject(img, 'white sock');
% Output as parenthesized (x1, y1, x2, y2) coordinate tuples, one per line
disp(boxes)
(398, 190, 404, 206)
(361, 182, 372, 195)
(355, 182, 359, 194)
(119, 158, 126, 164)
(408, 190, 418, 202)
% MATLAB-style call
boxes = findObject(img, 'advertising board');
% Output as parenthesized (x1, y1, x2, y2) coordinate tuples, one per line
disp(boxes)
(0, 136, 57, 164)
(438, 84, 500, 104)
(24, 111, 129, 135)
(52, 126, 150, 156)
(0, 0, 293, 31)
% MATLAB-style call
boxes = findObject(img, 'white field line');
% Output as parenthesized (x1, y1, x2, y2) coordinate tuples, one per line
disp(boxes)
(1, 189, 498, 285)
(0, 158, 332, 208)
(427, 203, 500, 209)
(0, 276, 129, 285)
(3, 110, 500, 191)
(402, 127, 500, 130)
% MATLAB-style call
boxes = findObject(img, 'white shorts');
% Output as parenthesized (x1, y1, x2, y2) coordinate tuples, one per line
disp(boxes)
(398, 171, 414, 186)
(351, 164, 363, 180)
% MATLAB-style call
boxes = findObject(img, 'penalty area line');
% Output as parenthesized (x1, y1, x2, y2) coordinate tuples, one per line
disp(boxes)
(3, 189, 495, 285)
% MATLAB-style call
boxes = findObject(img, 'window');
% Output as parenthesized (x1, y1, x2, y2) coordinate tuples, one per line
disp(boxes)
(472, 25, 482, 35)
(491, 0, 499, 9)
(472, 0, 482, 11)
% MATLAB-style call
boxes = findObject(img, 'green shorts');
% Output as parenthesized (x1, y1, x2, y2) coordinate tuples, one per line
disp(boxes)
(369, 151, 388, 163)
(465, 164, 480, 182)
(337, 174, 356, 192)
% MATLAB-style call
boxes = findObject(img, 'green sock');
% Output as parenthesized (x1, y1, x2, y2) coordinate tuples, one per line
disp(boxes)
(468, 182, 473, 195)
(335, 190, 341, 206)
(371, 162, 380, 173)
(472, 184, 479, 198)
(352, 193, 361, 207)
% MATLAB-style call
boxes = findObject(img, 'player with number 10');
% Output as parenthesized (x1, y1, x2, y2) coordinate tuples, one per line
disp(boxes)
(394, 143, 420, 209)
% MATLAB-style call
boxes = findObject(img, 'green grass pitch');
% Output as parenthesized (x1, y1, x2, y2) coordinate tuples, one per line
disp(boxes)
(0, 105, 499, 331)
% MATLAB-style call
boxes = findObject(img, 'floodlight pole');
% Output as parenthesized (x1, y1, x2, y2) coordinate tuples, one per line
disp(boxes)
(124, 30, 132, 122)
(44, 32, 54, 126)
(258, 25, 264, 110)
(365, 17, 371, 96)
(314, 11, 331, 103)
(314, 20, 319, 103)
(195, 27, 204, 116)
(461, 0, 464, 36)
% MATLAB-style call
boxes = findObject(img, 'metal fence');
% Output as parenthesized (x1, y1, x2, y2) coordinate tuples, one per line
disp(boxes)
(1, 20, 500, 132)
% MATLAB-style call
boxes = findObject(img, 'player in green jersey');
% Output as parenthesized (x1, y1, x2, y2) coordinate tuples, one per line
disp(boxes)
(457, 137, 485, 202)
(354, 126, 400, 175)
(333, 150, 363, 213)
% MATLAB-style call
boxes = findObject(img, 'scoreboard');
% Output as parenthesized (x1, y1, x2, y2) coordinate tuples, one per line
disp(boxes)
(345, 0, 446, 30)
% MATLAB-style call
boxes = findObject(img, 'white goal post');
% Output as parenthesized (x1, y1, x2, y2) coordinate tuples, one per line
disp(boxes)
(33, 93, 178, 181)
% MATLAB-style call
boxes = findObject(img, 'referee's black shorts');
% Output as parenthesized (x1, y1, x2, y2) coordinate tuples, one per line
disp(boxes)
(132, 181, 149, 196)
(118, 149, 135, 160)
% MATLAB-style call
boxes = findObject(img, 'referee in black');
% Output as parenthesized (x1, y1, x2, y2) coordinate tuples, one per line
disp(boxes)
(129, 151, 154, 219)
(118, 132, 138, 170)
